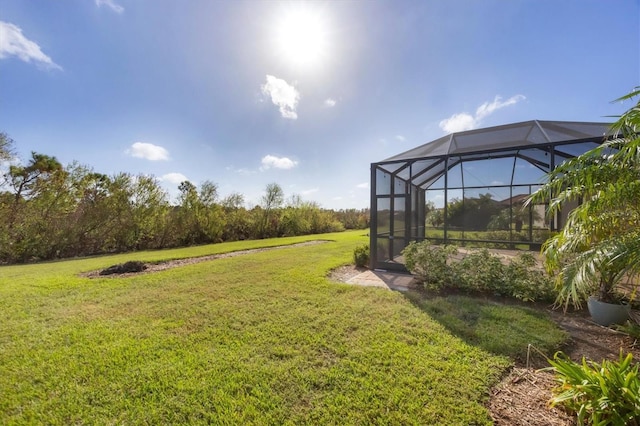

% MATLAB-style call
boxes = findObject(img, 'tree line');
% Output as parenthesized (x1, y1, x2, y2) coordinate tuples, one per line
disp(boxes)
(0, 134, 369, 263)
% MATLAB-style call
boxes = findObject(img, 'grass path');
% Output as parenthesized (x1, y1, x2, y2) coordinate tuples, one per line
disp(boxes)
(0, 231, 563, 424)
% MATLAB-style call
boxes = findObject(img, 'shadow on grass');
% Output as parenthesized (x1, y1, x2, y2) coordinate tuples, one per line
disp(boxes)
(402, 289, 568, 365)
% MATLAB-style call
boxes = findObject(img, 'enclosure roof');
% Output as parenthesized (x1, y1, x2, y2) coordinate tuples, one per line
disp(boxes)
(381, 120, 612, 162)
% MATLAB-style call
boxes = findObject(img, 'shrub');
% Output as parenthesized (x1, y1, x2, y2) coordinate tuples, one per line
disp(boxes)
(548, 351, 640, 425)
(484, 230, 529, 242)
(402, 241, 555, 302)
(452, 249, 506, 294)
(353, 244, 370, 268)
(504, 253, 555, 302)
(403, 242, 458, 291)
(532, 229, 554, 242)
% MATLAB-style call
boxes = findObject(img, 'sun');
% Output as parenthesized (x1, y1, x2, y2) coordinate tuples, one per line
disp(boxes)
(274, 7, 329, 70)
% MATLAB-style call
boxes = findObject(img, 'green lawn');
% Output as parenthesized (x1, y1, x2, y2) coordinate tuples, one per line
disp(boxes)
(0, 231, 564, 424)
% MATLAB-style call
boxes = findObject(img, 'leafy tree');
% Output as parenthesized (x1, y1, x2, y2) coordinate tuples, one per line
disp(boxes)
(199, 180, 219, 207)
(334, 208, 369, 229)
(528, 87, 640, 308)
(0, 132, 15, 162)
(307, 203, 345, 234)
(176, 180, 202, 245)
(176, 180, 224, 245)
(103, 173, 137, 252)
(487, 206, 542, 231)
(259, 182, 284, 238)
(446, 193, 503, 230)
(7, 152, 63, 199)
(0, 138, 368, 262)
(280, 194, 312, 236)
(69, 168, 113, 254)
(130, 175, 170, 249)
(221, 192, 252, 241)
(427, 208, 444, 228)
(0, 191, 13, 260)
(198, 180, 225, 243)
(0, 152, 65, 261)
(221, 192, 244, 210)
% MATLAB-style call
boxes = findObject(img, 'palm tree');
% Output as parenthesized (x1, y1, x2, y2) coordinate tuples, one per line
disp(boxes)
(528, 87, 640, 310)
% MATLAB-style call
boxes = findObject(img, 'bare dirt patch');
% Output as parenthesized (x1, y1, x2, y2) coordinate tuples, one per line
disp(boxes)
(82, 240, 329, 278)
(328, 264, 368, 282)
(489, 367, 574, 425)
(329, 265, 640, 426)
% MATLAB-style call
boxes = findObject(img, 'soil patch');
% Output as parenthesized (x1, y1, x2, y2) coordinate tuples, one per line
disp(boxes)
(82, 240, 329, 278)
(329, 265, 640, 425)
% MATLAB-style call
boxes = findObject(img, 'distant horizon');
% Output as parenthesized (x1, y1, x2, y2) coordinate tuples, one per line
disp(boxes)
(1, 0, 638, 210)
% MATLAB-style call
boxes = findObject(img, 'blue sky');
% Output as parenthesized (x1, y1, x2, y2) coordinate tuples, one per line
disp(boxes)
(1, 0, 638, 209)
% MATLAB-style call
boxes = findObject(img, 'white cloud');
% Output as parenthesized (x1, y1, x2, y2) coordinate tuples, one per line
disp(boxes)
(439, 113, 476, 133)
(395, 135, 406, 142)
(476, 95, 526, 120)
(226, 166, 257, 175)
(324, 98, 336, 107)
(0, 21, 61, 70)
(439, 94, 526, 133)
(261, 75, 300, 119)
(95, 0, 124, 13)
(126, 142, 170, 161)
(160, 172, 188, 184)
(260, 154, 298, 170)
(356, 182, 369, 189)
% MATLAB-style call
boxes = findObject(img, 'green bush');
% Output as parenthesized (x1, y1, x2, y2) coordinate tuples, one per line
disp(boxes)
(504, 253, 556, 302)
(532, 229, 554, 242)
(403, 242, 458, 291)
(452, 249, 505, 294)
(484, 230, 529, 242)
(548, 351, 640, 425)
(402, 241, 555, 302)
(353, 244, 370, 267)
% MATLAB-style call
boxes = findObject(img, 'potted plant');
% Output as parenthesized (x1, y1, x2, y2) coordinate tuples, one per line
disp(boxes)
(584, 265, 632, 327)
(528, 87, 640, 324)
(542, 229, 634, 326)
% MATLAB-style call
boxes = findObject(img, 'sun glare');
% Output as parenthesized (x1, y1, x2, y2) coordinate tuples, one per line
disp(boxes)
(274, 8, 328, 70)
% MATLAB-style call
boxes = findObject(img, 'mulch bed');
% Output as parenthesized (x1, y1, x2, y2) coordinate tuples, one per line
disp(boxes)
(489, 309, 639, 426)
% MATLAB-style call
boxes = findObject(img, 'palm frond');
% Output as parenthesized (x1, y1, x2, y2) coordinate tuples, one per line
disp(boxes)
(533, 88, 640, 309)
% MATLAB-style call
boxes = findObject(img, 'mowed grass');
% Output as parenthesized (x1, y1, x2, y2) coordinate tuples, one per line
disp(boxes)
(0, 231, 562, 424)
(407, 294, 568, 362)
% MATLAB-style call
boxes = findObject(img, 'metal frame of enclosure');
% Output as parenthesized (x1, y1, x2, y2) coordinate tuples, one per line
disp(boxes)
(370, 120, 614, 271)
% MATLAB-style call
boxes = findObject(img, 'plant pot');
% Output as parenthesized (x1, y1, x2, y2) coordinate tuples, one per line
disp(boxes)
(587, 296, 631, 326)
